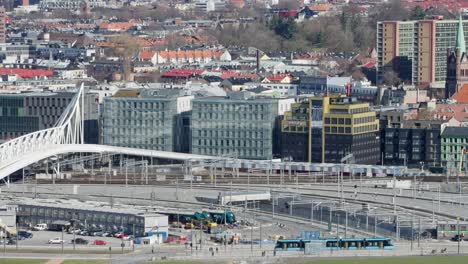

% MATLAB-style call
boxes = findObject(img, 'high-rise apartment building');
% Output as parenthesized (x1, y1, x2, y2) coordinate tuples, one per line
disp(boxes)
(191, 91, 293, 160)
(0, 6, 6, 43)
(377, 18, 468, 86)
(101, 89, 192, 152)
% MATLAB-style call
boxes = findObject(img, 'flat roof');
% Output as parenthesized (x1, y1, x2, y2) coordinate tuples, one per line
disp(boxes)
(10, 197, 165, 217)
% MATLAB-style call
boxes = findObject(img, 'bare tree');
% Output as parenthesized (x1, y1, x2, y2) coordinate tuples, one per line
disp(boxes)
(382, 70, 401, 86)
(113, 34, 140, 81)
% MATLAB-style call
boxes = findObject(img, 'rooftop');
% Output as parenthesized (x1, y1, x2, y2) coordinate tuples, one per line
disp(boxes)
(442, 126, 468, 137)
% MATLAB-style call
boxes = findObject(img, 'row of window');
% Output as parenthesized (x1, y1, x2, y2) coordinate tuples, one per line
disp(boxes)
(193, 147, 268, 158)
(192, 139, 267, 148)
(193, 103, 268, 112)
(194, 130, 268, 138)
(194, 112, 268, 120)
(19, 206, 144, 225)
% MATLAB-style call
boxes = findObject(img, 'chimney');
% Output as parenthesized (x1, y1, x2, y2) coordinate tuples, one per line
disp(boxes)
(256, 49, 260, 73)
(22, 0, 29, 6)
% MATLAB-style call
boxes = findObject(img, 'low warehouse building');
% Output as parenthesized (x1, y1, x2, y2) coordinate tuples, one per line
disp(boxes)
(14, 198, 168, 237)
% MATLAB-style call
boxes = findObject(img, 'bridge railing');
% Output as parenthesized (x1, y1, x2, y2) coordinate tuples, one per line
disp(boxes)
(0, 85, 83, 167)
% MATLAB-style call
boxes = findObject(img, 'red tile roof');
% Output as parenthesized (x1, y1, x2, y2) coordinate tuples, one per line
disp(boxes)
(453, 84, 468, 103)
(220, 71, 258, 80)
(266, 74, 292, 83)
(100, 21, 134, 32)
(308, 3, 332, 12)
(0, 68, 54, 78)
(158, 50, 224, 59)
(140, 51, 156, 61)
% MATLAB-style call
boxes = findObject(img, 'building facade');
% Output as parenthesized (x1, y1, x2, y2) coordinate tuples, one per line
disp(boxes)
(379, 110, 443, 168)
(0, 6, 5, 43)
(191, 91, 293, 160)
(0, 90, 99, 143)
(280, 96, 329, 163)
(323, 97, 380, 164)
(377, 18, 468, 86)
(445, 16, 468, 99)
(15, 199, 168, 237)
(101, 89, 192, 152)
(441, 126, 468, 174)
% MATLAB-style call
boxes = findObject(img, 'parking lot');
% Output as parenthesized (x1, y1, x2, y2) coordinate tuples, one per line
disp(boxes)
(9, 230, 135, 250)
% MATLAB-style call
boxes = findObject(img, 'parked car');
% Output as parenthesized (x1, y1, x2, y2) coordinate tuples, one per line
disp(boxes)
(71, 238, 89, 245)
(48, 238, 65, 244)
(92, 231, 104, 236)
(7, 239, 16, 245)
(79, 230, 89, 236)
(116, 234, 129, 239)
(68, 229, 81, 234)
(101, 232, 111, 237)
(123, 235, 133, 241)
(33, 224, 48, 231)
(18, 231, 33, 239)
(94, 240, 107, 245)
(114, 232, 124, 238)
(451, 235, 468, 241)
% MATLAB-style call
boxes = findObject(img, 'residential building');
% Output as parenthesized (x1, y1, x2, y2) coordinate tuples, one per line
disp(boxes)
(323, 97, 380, 164)
(39, 0, 108, 10)
(380, 110, 443, 167)
(0, 6, 5, 43)
(194, 0, 226, 13)
(441, 126, 468, 174)
(191, 91, 293, 160)
(150, 49, 231, 65)
(101, 89, 193, 152)
(377, 18, 468, 86)
(0, 43, 36, 63)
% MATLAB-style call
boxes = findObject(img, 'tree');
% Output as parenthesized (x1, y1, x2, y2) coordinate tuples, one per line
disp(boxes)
(410, 6, 426, 20)
(112, 34, 140, 82)
(382, 70, 401, 86)
(270, 16, 298, 40)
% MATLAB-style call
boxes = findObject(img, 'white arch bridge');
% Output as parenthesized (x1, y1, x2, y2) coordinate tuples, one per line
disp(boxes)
(0, 85, 407, 180)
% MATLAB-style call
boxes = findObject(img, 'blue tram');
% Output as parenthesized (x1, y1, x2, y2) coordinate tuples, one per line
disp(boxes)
(275, 237, 394, 251)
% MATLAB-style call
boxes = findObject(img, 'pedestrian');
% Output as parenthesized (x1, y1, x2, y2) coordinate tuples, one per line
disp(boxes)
(212, 251, 214, 256)
(216, 247, 218, 253)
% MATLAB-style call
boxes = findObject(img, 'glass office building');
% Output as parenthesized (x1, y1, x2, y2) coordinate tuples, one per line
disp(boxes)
(0, 91, 100, 144)
(101, 89, 192, 152)
(191, 91, 293, 160)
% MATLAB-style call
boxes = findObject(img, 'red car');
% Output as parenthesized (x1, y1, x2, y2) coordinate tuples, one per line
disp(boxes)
(94, 240, 107, 245)
(116, 234, 128, 239)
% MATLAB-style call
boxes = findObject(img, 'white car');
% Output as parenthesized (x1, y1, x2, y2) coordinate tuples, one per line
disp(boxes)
(48, 238, 65, 244)
(68, 229, 81, 234)
(33, 223, 48, 231)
